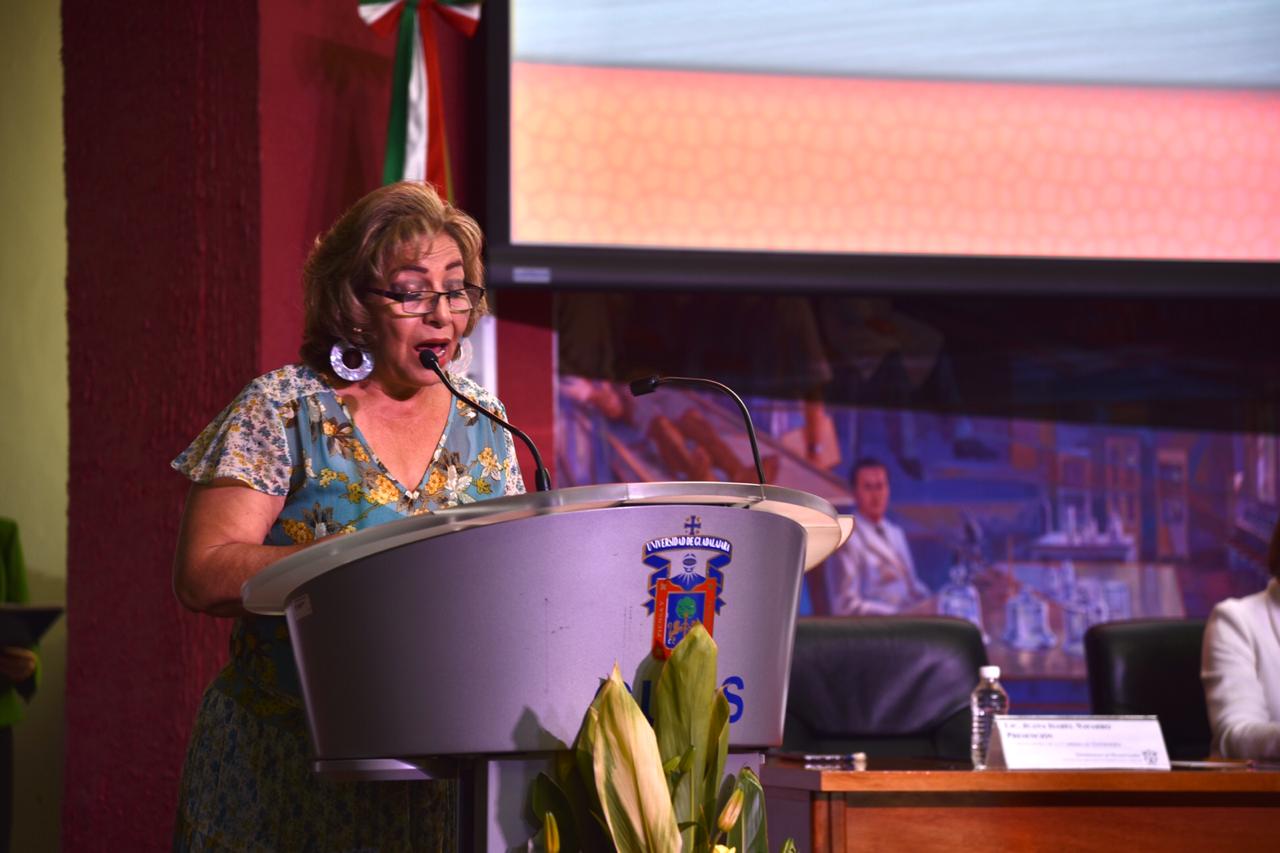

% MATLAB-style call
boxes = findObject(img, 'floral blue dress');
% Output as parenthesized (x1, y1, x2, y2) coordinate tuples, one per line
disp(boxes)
(171, 364, 523, 851)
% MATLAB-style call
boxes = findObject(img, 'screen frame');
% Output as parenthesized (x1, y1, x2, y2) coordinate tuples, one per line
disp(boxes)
(483, 0, 1278, 297)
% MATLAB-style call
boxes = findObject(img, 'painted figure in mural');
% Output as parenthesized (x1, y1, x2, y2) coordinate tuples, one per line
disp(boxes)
(826, 457, 932, 616)
(1201, 520, 1280, 760)
(169, 182, 524, 850)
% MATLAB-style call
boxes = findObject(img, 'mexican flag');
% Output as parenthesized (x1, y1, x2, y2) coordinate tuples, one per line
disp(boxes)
(359, 0, 482, 197)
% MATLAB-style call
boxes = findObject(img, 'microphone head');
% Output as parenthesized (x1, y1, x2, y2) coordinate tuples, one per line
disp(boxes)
(629, 376, 662, 397)
(418, 349, 441, 371)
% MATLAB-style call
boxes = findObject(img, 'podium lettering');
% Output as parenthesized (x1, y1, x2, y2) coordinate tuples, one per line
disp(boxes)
(722, 675, 745, 723)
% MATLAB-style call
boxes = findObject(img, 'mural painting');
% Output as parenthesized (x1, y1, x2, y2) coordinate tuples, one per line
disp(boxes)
(554, 293, 1279, 689)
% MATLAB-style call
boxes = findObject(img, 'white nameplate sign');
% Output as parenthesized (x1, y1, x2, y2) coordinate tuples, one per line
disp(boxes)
(987, 715, 1171, 770)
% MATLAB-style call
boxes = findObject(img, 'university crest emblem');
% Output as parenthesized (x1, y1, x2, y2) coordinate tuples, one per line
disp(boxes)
(644, 515, 733, 659)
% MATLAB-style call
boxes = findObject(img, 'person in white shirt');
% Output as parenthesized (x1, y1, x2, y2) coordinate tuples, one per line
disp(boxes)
(1202, 522, 1280, 760)
(826, 457, 931, 616)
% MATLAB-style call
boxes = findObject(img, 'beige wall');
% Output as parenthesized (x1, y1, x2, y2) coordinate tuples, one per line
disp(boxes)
(0, 2, 68, 850)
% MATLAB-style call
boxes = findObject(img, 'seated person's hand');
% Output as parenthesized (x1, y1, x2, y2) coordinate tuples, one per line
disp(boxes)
(0, 647, 37, 683)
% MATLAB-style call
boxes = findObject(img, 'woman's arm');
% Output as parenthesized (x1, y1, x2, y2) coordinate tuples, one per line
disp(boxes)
(1202, 599, 1280, 760)
(173, 480, 305, 617)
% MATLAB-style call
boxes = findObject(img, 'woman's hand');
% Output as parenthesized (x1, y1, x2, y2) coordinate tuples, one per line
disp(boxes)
(0, 647, 37, 683)
(173, 479, 302, 617)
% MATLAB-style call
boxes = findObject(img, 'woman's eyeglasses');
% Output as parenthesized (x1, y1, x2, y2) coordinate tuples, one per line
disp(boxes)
(365, 284, 485, 315)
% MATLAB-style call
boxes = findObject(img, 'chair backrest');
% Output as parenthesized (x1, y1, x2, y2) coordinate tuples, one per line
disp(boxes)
(1084, 618, 1211, 761)
(783, 616, 988, 761)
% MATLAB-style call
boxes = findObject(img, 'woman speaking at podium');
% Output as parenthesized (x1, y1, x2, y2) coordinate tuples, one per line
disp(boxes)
(169, 182, 524, 850)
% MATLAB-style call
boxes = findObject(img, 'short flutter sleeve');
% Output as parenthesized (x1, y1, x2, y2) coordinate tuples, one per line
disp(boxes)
(172, 371, 300, 496)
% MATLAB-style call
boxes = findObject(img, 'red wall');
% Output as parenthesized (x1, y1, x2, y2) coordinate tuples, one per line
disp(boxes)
(63, 2, 260, 849)
(258, 3, 391, 372)
(62, 1, 552, 847)
(496, 291, 556, 484)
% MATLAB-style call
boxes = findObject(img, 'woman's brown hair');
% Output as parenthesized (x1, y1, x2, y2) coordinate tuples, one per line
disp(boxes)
(299, 181, 486, 376)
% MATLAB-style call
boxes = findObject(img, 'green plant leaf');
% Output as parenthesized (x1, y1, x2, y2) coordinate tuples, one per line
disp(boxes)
(779, 838, 798, 853)
(543, 811, 561, 853)
(530, 772, 578, 853)
(712, 772, 736, 835)
(665, 744, 696, 797)
(554, 745, 608, 852)
(702, 689, 731, 839)
(589, 665, 682, 852)
(726, 767, 770, 853)
(653, 623, 719, 849)
(574, 704, 603, 819)
(554, 750, 576, 781)
(631, 652, 666, 720)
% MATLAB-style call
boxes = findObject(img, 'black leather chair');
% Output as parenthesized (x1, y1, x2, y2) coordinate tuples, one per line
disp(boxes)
(783, 616, 988, 761)
(1084, 618, 1211, 761)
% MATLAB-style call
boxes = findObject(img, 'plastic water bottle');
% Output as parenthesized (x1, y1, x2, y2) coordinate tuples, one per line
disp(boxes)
(970, 665, 1010, 770)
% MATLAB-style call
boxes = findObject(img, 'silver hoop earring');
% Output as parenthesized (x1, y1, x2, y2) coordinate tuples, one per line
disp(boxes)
(329, 339, 374, 381)
(447, 337, 474, 378)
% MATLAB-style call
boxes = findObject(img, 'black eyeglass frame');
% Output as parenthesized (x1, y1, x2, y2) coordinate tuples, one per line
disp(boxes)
(364, 283, 486, 315)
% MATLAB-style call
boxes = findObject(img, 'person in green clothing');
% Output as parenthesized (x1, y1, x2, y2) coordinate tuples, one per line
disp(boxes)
(0, 518, 39, 853)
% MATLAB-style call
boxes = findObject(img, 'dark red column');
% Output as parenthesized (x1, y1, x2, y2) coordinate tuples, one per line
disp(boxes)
(62, 2, 260, 849)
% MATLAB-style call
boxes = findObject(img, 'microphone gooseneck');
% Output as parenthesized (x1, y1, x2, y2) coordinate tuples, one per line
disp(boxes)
(629, 374, 767, 486)
(419, 350, 552, 492)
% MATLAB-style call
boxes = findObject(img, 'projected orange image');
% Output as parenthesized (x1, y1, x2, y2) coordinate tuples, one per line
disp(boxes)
(511, 62, 1280, 261)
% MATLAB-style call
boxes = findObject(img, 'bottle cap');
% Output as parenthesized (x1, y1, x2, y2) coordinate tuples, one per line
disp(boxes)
(979, 665, 1001, 679)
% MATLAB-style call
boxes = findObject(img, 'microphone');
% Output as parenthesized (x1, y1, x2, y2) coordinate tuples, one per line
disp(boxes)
(419, 350, 552, 492)
(628, 375, 767, 485)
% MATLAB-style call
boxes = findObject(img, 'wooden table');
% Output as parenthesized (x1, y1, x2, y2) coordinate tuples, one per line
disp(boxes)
(761, 758, 1280, 852)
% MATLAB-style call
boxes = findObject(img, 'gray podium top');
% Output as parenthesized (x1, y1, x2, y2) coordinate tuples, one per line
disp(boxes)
(243, 481, 850, 614)
(237, 481, 853, 767)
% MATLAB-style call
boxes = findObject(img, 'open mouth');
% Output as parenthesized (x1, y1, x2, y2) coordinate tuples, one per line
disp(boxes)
(415, 340, 451, 362)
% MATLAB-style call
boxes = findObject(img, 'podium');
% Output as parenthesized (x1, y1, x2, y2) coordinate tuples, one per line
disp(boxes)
(243, 482, 847, 849)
